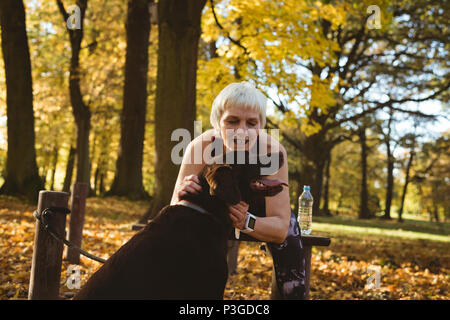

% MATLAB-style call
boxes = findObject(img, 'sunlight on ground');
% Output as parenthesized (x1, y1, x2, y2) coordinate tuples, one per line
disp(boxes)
(0, 196, 448, 300)
(314, 222, 450, 242)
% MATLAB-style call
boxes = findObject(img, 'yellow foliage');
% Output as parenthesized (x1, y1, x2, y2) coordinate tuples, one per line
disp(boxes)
(309, 75, 336, 111)
(199, 0, 350, 134)
(198, 0, 400, 133)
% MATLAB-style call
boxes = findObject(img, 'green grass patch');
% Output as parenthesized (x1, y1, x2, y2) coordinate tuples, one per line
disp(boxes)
(312, 215, 450, 242)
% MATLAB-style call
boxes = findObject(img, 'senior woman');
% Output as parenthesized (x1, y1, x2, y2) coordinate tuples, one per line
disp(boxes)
(170, 82, 306, 299)
(170, 81, 290, 243)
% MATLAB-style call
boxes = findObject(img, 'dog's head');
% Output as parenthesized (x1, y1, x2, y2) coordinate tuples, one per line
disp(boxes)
(203, 150, 288, 205)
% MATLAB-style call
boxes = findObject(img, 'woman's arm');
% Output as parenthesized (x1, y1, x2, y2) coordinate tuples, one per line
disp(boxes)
(170, 131, 215, 205)
(229, 142, 291, 244)
(170, 145, 203, 205)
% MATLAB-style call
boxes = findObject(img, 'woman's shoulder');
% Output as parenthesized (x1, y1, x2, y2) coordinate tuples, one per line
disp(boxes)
(199, 128, 216, 142)
(183, 129, 216, 165)
(189, 129, 215, 150)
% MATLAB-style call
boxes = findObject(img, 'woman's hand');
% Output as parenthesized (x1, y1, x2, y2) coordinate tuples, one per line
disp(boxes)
(177, 174, 202, 200)
(228, 201, 249, 230)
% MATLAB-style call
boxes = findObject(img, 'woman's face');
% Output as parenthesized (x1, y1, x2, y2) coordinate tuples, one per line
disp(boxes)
(218, 106, 261, 151)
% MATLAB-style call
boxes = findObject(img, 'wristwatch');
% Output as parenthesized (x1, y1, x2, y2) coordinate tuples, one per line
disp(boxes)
(241, 212, 257, 233)
(235, 212, 257, 239)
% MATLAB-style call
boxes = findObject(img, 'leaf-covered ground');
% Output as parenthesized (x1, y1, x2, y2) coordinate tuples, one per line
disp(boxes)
(0, 195, 448, 300)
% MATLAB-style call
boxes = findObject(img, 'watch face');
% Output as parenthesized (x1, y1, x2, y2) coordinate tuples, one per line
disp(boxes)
(247, 217, 256, 230)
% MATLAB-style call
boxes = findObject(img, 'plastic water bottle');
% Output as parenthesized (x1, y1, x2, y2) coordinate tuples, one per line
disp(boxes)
(298, 185, 313, 235)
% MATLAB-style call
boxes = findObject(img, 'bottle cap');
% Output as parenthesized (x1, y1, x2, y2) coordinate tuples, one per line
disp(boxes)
(303, 185, 310, 191)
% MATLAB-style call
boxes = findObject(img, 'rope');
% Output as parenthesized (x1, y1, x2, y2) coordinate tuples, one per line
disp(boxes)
(33, 208, 106, 264)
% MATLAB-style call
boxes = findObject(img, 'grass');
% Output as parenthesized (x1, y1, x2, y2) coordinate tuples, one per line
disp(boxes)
(312, 214, 450, 243)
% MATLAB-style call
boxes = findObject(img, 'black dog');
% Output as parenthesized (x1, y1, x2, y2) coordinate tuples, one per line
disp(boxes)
(74, 151, 287, 299)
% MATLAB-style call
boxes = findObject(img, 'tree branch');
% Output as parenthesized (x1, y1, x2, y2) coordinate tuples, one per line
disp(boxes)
(327, 82, 450, 131)
(209, 0, 249, 55)
(56, 0, 69, 22)
(266, 118, 303, 152)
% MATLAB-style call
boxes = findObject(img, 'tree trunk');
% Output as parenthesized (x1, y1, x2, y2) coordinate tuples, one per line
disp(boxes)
(41, 169, 48, 189)
(0, 0, 44, 202)
(299, 132, 329, 217)
(57, 0, 91, 186)
(107, 0, 152, 200)
(93, 144, 104, 196)
(290, 170, 301, 217)
(99, 172, 105, 195)
(321, 151, 331, 216)
(49, 145, 59, 191)
(384, 147, 394, 219)
(74, 106, 91, 185)
(359, 126, 370, 219)
(300, 129, 334, 217)
(141, 0, 206, 222)
(398, 150, 414, 222)
(63, 146, 76, 192)
(94, 165, 100, 196)
(87, 129, 98, 197)
(433, 203, 439, 223)
(383, 111, 394, 220)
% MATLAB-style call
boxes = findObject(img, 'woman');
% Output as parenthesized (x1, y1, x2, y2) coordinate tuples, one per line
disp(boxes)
(170, 81, 306, 299)
(170, 81, 290, 244)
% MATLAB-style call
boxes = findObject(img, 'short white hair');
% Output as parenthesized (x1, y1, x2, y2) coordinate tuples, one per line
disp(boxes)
(210, 81, 267, 131)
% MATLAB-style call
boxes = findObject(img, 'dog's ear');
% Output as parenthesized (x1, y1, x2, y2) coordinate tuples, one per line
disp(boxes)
(259, 152, 285, 176)
(205, 165, 241, 205)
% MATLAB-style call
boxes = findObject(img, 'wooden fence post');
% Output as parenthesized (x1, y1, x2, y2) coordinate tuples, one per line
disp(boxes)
(28, 190, 70, 300)
(65, 182, 89, 264)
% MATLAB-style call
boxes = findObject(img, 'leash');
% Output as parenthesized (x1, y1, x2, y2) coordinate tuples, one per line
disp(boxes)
(33, 201, 225, 264)
(33, 207, 106, 264)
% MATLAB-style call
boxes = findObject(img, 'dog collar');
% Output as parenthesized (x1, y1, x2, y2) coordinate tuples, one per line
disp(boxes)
(177, 200, 210, 215)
